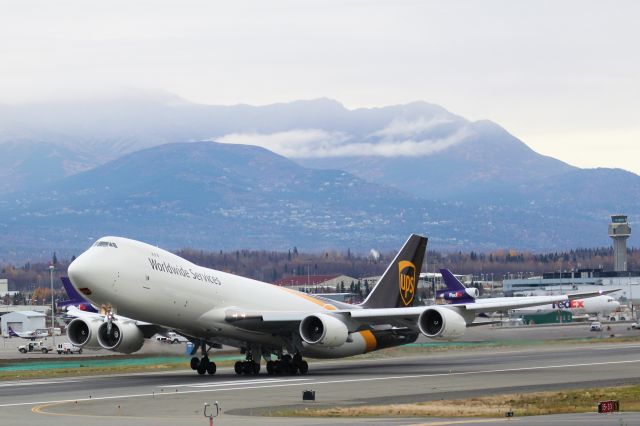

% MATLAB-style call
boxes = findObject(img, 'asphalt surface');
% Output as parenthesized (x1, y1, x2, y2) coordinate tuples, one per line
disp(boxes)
(1, 335, 640, 426)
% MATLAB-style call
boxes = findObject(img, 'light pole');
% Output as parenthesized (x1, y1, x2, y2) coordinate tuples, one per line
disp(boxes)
(49, 265, 55, 346)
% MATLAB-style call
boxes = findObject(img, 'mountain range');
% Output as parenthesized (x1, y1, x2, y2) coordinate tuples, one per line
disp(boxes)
(0, 94, 637, 261)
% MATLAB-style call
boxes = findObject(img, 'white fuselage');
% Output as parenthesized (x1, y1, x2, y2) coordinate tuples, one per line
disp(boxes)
(68, 236, 370, 357)
(512, 295, 619, 316)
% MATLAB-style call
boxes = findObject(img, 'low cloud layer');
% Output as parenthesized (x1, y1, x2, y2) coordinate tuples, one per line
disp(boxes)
(217, 120, 469, 158)
(372, 117, 455, 138)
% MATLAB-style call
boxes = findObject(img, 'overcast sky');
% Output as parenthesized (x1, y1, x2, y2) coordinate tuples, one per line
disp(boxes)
(2, 0, 639, 174)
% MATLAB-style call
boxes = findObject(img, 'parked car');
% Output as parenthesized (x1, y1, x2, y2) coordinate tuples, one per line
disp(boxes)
(631, 322, 639, 329)
(590, 321, 602, 331)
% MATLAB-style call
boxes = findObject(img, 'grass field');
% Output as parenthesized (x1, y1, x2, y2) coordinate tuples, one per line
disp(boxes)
(271, 385, 640, 418)
(0, 353, 243, 380)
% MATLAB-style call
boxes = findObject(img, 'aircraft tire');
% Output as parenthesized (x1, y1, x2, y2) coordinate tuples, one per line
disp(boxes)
(299, 360, 309, 375)
(242, 361, 254, 375)
(234, 361, 242, 374)
(266, 361, 274, 375)
(206, 361, 216, 375)
(190, 357, 200, 370)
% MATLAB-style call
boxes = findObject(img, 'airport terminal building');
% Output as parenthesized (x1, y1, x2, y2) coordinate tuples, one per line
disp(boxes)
(503, 269, 640, 303)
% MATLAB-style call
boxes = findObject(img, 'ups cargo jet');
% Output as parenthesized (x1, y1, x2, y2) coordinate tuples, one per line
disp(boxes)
(66, 234, 612, 376)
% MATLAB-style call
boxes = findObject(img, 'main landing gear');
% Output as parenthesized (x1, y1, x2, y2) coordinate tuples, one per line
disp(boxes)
(190, 340, 216, 375)
(235, 349, 261, 375)
(265, 353, 308, 376)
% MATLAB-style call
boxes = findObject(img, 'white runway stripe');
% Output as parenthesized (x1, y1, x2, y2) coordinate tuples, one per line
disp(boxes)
(0, 379, 81, 388)
(163, 377, 309, 388)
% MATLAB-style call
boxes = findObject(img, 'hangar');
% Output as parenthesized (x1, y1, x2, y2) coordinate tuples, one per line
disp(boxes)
(1, 310, 46, 337)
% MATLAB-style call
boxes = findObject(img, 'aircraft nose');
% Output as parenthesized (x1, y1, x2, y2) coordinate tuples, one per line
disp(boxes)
(68, 253, 93, 290)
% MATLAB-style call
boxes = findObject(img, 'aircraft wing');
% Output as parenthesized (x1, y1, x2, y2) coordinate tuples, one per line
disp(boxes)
(565, 288, 619, 298)
(462, 296, 569, 312)
(223, 289, 619, 332)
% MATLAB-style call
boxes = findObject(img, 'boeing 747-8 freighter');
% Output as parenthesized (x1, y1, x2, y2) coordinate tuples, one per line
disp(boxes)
(66, 235, 613, 375)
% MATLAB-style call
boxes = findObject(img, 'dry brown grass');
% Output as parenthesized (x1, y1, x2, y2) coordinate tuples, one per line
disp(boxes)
(272, 385, 640, 418)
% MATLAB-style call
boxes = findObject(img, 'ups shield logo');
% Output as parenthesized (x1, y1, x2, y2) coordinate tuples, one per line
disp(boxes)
(398, 260, 416, 306)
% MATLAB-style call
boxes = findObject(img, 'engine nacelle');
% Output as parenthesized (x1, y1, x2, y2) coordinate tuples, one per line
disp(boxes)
(418, 307, 467, 339)
(67, 318, 103, 349)
(465, 287, 479, 298)
(97, 321, 144, 354)
(299, 313, 349, 347)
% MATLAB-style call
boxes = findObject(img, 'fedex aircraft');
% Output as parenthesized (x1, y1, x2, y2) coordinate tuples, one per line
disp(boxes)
(8, 326, 49, 340)
(66, 235, 612, 376)
(512, 296, 620, 316)
(58, 276, 98, 314)
(438, 268, 619, 316)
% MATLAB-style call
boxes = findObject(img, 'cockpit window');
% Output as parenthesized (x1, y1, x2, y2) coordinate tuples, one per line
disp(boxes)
(93, 241, 118, 248)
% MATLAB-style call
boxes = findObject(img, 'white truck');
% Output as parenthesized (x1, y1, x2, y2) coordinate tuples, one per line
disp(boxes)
(56, 342, 83, 354)
(18, 341, 53, 354)
(155, 331, 189, 344)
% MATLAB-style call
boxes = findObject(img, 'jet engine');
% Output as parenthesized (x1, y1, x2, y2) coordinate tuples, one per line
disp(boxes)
(418, 307, 467, 339)
(299, 313, 349, 347)
(67, 317, 103, 349)
(465, 287, 479, 298)
(97, 321, 144, 354)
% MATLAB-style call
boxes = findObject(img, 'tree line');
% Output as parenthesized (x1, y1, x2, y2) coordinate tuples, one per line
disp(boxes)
(1, 247, 638, 301)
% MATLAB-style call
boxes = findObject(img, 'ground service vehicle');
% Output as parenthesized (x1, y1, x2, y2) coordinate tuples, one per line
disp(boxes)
(18, 341, 52, 354)
(590, 321, 602, 331)
(57, 342, 83, 354)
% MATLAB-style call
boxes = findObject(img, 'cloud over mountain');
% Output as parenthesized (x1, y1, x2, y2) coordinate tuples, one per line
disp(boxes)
(217, 116, 469, 159)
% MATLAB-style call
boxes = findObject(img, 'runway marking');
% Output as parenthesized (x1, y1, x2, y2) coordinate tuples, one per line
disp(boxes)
(0, 379, 81, 388)
(31, 402, 201, 419)
(163, 377, 310, 388)
(4, 357, 640, 410)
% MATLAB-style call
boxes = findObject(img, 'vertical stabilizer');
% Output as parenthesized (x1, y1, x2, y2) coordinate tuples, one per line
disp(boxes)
(360, 234, 427, 309)
(58, 276, 98, 312)
(438, 268, 477, 303)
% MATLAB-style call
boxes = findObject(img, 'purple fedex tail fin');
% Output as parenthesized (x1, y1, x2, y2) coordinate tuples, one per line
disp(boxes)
(58, 277, 98, 313)
(8, 326, 19, 337)
(437, 269, 477, 304)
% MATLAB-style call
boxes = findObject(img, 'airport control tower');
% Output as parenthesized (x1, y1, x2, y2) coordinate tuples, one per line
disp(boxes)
(609, 214, 631, 272)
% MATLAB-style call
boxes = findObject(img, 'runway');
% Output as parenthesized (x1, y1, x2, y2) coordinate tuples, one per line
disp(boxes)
(1, 341, 640, 425)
